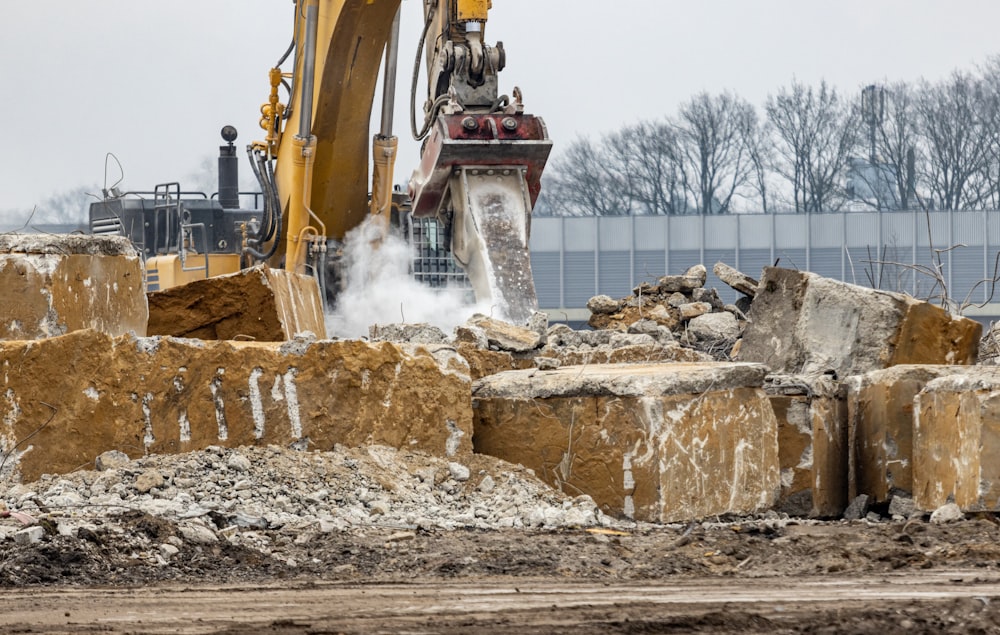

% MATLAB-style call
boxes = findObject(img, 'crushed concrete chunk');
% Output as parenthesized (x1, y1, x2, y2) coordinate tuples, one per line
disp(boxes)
(14, 526, 45, 546)
(930, 503, 964, 524)
(687, 312, 740, 344)
(679, 302, 713, 320)
(714, 262, 759, 297)
(134, 471, 165, 494)
(888, 494, 916, 519)
(468, 315, 543, 353)
(843, 494, 870, 521)
(448, 462, 471, 482)
(95, 450, 131, 471)
(588, 295, 619, 315)
(370, 323, 448, 345)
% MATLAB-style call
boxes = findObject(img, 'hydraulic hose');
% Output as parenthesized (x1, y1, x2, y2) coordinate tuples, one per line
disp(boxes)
(410, 3, 438, 141)
(244, 147, 283, 263)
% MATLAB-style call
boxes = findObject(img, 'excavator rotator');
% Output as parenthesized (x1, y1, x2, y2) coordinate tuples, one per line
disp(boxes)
(406, 0, 552, 324)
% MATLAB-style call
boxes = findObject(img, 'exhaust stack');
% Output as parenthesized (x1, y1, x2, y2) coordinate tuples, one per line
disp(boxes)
(218, 125, 240, 209)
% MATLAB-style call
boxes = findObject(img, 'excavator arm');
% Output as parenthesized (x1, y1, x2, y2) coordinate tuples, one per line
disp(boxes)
(253, 0, 550, 323)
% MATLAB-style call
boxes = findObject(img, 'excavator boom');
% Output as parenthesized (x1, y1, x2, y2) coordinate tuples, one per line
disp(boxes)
(257, 0, 550, 323)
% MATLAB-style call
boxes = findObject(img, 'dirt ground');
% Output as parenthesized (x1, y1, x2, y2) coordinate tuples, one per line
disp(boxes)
(3, 515, 1000, 633)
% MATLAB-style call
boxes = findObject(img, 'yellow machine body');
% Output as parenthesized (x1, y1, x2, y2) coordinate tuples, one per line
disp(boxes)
(145, 254, 242, 293)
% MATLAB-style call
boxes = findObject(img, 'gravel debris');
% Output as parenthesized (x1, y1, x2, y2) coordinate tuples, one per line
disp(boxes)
(2, 444, 612, 542)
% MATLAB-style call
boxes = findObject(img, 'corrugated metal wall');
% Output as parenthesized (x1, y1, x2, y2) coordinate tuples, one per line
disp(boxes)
(529, 210, 1000, 309)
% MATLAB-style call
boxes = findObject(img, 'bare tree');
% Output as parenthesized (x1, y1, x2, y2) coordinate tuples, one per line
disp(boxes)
(975, 56, 1000, 209)
(619, 121, 686, 215)
(874, 82, 921, 210)
(914, 72, 991, 210)
(766, 80, 859, 212)
(745, 119, 776, 214)
(671, 92, 757, 214)
(543, 137, 635, 216)
(542, 123, 688, 216)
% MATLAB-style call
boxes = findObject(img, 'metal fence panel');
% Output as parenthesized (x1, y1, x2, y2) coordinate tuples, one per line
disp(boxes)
(669, 249, 701, 277)
(564, 218, 598, 252)
(774, 248, 808, 271)
(635, 250, 667, 283)
(669, 216, 702, 251)
(530, 217, 562, 251)
(917, 212, 952, 248)
(563, 251, 596, 306)
(846, 213, 879, 247)
(952, 247, 988, 306)
(989, 211, 1000, 247)
(598, 217, 633, 251)
(738, 215, 773, 250)
(775, 214, 808, 248)
(810, 247, 843, 282)
(954, 210, 988, 245)
(531, 251, 561, 307)
(599, 251, 633, 298)
(810, 215, 843, 249)
(635, 216, 668, 251)
(705, 216, 739, 250)
(882, 212, 916, 247)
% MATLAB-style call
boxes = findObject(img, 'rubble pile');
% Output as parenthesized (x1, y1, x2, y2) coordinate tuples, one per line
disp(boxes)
(980, 322, 1000, 365)
(0, 445, 612, 551)
(585, 263, 754, 360)
(371, 310, 712, 382)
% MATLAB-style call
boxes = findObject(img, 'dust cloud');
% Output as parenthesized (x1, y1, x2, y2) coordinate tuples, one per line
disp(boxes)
(327, 217, 490, 339)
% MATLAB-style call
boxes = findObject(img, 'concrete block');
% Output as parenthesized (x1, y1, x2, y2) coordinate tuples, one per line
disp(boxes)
(913, 372, 1000, 512)
(147, 265, 326, 341)
(765, 375, 848, 517)
(0, 329, 472, 483)
(739, 268, 980, 378)
(845, 365, 989, 504)
(473, 363, 780, 523)
(0, 234, 146, 340)
(14, 526, 45, 545)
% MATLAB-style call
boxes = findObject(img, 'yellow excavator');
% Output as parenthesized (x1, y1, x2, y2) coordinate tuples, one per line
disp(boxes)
(89, 0, 550, 324)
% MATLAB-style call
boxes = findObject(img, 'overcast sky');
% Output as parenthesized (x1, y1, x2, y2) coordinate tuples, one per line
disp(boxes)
(2, 0, 1000, 215)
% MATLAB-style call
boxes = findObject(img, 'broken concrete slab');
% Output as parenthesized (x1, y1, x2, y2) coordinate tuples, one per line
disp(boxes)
(912, 372, 1000, 512)
(0, 234, 147, 340)
(472, 363, 780, 523)
(146, 265, 326, 341)
(765, 374, 848, 518)
(844, 365, 992, 505)
(713, 262, 759, 298)
(467, 315, 543, 353)
(0, 329, 472, 483)
(369, 323, 449, 345)
(739, 267, 981, 378)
